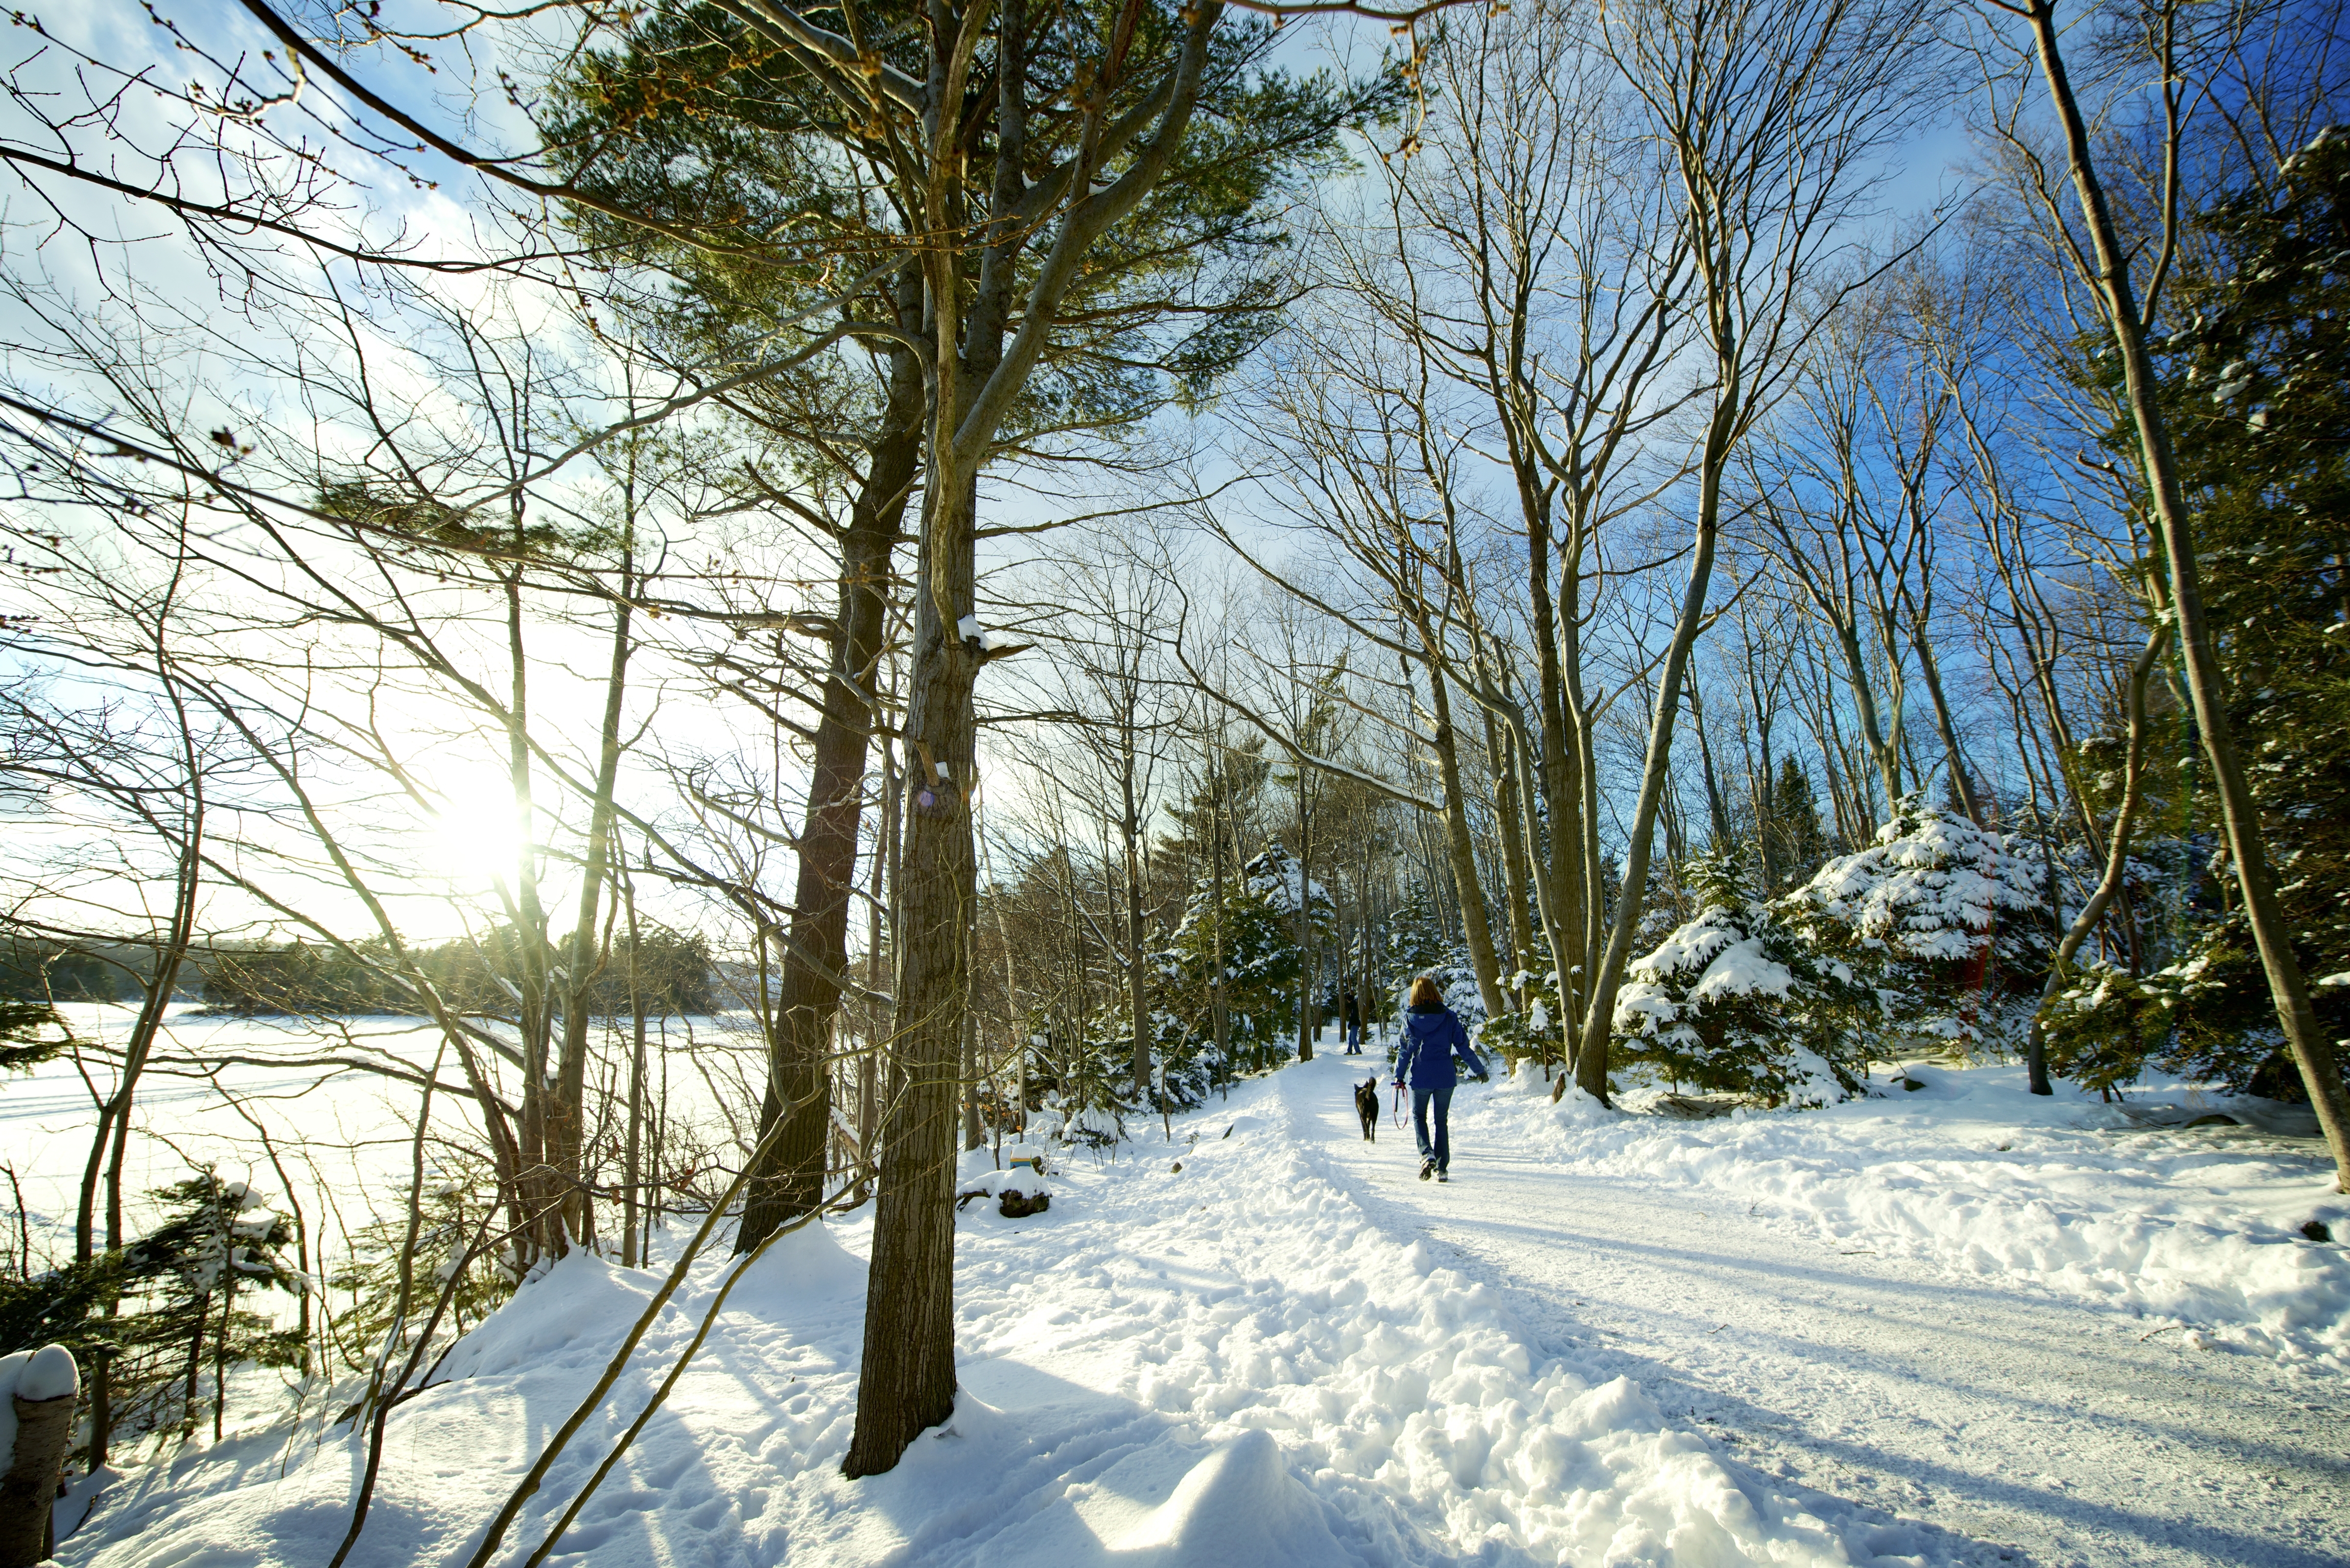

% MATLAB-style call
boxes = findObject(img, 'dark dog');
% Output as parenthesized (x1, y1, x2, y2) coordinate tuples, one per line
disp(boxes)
(1354, 1078, 1380, 1141)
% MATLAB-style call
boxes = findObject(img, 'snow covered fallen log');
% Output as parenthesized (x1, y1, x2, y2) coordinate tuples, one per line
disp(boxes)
(955, 1157, 1051, 1218)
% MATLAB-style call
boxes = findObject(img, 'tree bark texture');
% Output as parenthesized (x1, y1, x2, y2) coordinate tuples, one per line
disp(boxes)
(738, 304, 925, 1254)
(0, 1393, 72, 1568)
(841, 479, 978, 1477)
(1424, 661, 1506, 1016)
(1574, 399, 1732, 1101)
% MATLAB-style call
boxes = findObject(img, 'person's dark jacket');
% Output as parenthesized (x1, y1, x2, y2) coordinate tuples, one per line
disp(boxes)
(1394, 1002, 1488, 1091)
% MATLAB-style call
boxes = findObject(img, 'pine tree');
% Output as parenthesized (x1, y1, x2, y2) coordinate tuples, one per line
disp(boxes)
(1158, 843, 1321, 1076)
(1786, 798, 2044, 1052)
(132, 1172, 305, 1442)
(2101, 125, 2350, 1100)
(1761, 757, 1830, 890)
(1614, 851, 1876, 1104)
(1384, 882, 1450, 995)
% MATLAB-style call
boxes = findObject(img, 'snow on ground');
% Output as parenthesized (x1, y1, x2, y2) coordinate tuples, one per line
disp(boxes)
(32, 1026, 2347, 1567)
(1462, 1063, 2350, 1372)
(1298, 1052, 2347, 1568)
(58, 1057, 1963, 1568)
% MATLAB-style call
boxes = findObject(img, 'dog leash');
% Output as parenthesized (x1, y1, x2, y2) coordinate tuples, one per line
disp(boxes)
(1391, 1082, 1406, 1129)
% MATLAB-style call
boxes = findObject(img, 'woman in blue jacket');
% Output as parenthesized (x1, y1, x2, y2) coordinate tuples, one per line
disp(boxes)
(1393, 975, 1489, 1182)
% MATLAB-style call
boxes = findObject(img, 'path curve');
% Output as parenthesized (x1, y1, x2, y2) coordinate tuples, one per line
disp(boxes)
(1282, 1049, 2350, 1568)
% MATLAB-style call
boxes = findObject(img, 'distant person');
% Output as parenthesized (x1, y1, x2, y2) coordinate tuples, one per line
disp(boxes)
(1393, 975, 1488, 1182)
(1342, 991, 1363, 1053)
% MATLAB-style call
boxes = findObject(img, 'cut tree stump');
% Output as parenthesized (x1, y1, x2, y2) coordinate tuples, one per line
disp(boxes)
(1, 1390, 76, 1567)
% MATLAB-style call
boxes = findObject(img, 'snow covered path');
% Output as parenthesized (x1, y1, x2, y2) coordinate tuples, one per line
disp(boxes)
(1286, 1050, 2350, 1568)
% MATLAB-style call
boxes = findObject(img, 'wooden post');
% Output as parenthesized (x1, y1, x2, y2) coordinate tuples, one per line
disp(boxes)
(1, 1345, 79, 1567)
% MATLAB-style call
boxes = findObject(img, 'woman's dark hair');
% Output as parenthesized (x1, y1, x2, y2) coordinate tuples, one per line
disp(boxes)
(1408, 975, 1442, 1009)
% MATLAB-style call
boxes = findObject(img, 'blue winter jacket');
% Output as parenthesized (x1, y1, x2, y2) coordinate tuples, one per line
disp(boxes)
(1394, 1004, 1488, 1091)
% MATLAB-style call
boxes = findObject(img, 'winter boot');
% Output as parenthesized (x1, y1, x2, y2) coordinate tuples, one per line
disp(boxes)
(1419, 1157, 1435, 1181)
(1437, 1170, 1449, 1183)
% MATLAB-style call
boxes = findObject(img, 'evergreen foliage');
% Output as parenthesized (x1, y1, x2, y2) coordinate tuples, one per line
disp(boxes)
(1383, 883, 1451, 990)
(1758, 757, 1831, 890)
(544, 1, 1390, 440)
(1156, 841, 1327, 1077)
(1613, 851, 1877, 1103)
(1788, 798, 2044, 1049)
(2046, 128, 2350, 1100)
(3, 1171, 305, 1451)
(0, 943, 121, 1004)
(328, 1163, 513, 1372)
(0, 997, 67, 1073)
(120, 1171, 306, 1441)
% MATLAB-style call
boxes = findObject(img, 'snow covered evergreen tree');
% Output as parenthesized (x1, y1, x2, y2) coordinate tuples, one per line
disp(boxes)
(108, 1171, 305, 1444)
(2045, 127, 2350, 1104)
(1384, 882, 1445, 975)
(1613, 851, 1876, 1104)
(1785, 798, 2044, 1051)
(1156, 841, 1323, 1079)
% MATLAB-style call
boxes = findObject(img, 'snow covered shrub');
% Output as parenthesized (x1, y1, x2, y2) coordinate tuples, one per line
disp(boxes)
(1064, 1003, 1219, 1123)
(2043, 915, 2315, 1100)
(1613, 853, 1876, 1104)
(1474, 971, 1564, 1074)
(78, 1170, 308, 1448)
(1018, 1017, 1135, 1144)
(2041, 962, 2182, 1097)
(1784, 798, 2045, 1053)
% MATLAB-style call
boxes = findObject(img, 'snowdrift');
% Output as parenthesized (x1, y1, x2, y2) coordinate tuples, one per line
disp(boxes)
(61, 1066, 1954, 1568)
(1476, 1062, 2350, 1371)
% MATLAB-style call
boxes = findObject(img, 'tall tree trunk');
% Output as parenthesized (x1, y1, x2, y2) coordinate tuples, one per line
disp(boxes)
(738, 300, 924, 1254)
(1835, 618, 1903, 813)
(2022, 0, 2350, 1188)
(847, 0, 1223, 1470)
(1486, 712, 1535, 989)
(1295, 814, 1318, 1061)
(621, 863, 647, 1268)
(499, 562, 566, 1265)
(549, 553, 637, 1252)
(1421, 659, 1505, 1016)
(1524, 493, 1580, 1001)
(83, 711, 203, 1470)
(1125, 758, 1151, 1090)
(842, 475, 978, 1476)
(1688, 681, 1734, 851)
(1911, 621, 1981, 823)
(1559, 564, 1598, 1023)
(1209, 748, 1232, 1086)
(1574, 396, 1734, 1101)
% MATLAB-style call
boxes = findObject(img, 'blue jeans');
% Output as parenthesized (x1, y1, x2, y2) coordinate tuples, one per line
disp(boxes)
(1411, 1085, 1455, 1170)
